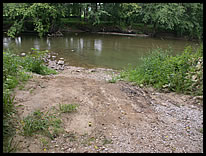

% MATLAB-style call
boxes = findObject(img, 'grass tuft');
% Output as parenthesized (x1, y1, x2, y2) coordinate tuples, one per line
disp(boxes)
(59, 103, 78, 113)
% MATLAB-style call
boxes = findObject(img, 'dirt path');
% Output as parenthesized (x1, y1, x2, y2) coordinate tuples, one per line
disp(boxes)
(12, 66, 203, 153)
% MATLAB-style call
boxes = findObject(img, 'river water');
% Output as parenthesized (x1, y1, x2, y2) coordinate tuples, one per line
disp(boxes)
(3, 32, 198, 69)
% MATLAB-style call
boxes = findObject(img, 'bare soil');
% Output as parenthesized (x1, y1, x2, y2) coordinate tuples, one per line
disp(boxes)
(12, 66, 203, 153)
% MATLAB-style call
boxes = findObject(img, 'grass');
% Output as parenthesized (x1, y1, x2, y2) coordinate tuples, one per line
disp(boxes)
(22, 109, 62, 139)
(108, 77, 117, 83)
(21, 103, 78, 140)
(40, 137, 50, 150)
(120, 44, 203, 96)
(102, 138, 113, 145)
(59, 103, 78, 113)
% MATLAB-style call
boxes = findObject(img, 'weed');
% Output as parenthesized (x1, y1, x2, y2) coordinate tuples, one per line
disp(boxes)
(199, 128, 203, 134)
(64, 132, 77, 142)
(40, 137, 49, 149)
(22, 109, 62, 139)
(102, 138, 113, 145)
(59, 103, 78, 113)
(3, 137, 18, 153)
(108, 77, 117, 83)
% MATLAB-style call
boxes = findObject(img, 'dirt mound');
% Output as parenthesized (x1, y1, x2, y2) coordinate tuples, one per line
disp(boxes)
(12, 66, 203, 153)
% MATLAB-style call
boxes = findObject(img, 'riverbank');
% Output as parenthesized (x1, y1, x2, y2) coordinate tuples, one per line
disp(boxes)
(3, 21, 198, 41)
(11, 66, 203, 153)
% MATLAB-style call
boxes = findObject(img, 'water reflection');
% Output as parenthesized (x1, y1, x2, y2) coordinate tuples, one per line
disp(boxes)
(34, 39, 40, 50)
(79, 38, 84, 51)
(15, 37, 21, 46)
(65, 38, 68, 48)
(94, 39, 102, 56)
(46, 38, 51, 49)
(3, 37, 11, 48)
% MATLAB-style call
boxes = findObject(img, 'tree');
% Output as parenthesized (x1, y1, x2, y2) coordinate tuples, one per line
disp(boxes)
(87, 3, 111, 25)
(141, 3, 203, 39)
(141, 3, 185, 36)
(177, 3, 203, 39)
(119, 3, 140, 26)
(4, 3, 66, 38)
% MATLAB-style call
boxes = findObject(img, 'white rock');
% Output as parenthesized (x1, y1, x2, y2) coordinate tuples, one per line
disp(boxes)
(58, 60, 64, 65)
(21, 53, 26, 56)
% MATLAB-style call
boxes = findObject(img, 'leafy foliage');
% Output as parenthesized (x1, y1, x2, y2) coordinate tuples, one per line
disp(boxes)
(4, 3, 66, 37)
(121, 45, 203, 95)
(3, 3, 203, 39)
(141, 3, 203, 39)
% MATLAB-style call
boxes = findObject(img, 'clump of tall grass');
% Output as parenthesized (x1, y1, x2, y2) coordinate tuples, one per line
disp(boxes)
(22, 110, 63, 139)
(121, 45, 203, 96)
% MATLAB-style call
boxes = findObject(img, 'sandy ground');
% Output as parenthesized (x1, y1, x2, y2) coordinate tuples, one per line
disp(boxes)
(12, 66, 203, 153)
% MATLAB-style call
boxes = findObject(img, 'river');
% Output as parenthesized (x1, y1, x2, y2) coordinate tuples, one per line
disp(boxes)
(3, 32, 198, 69)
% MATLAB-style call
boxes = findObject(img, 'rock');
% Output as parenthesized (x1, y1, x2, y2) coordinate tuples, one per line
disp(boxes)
(58, 60, 64, 65)
(21, 53, 26, 57)
(48, 31, 63, 37)
(194, 96, 203, 100)
(48, 60, 57, 68)
(43, 58, 48, 63)
(90, 69, 96, 72)
(52, 56, 56, 60)
(59, 65, 64, 70)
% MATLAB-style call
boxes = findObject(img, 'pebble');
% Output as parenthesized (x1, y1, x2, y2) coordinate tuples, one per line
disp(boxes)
(21, 53, 26, 57)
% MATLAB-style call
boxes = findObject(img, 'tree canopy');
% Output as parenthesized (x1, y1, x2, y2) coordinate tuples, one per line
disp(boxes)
(3, 3, 203, 39)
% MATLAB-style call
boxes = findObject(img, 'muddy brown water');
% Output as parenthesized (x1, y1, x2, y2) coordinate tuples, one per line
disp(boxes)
(3, 32, 198, 69)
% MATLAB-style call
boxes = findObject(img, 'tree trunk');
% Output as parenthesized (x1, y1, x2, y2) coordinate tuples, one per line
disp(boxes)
(152, 21, 158, 37)
(79, 7, 82, 21)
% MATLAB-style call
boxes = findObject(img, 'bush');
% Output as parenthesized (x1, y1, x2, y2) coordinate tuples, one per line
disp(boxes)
(121, 45, 203, 96)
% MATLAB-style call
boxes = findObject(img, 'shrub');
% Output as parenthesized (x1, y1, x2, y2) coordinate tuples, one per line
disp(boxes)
(121, 45, 203, 96)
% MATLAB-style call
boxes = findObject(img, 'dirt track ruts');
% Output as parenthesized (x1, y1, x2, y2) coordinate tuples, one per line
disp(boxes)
(13, 66, 203, 153)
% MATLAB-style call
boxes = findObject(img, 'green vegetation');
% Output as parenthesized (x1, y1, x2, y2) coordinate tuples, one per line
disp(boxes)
(22, 109, 62, 139)
(108, 77, 117, 83)
(3, 49, 57, 152)
(120, 45, 203, 96)
(59, 103, 78, 113)
(22, 48, 57, 75)
(3, 3, 203, 39)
